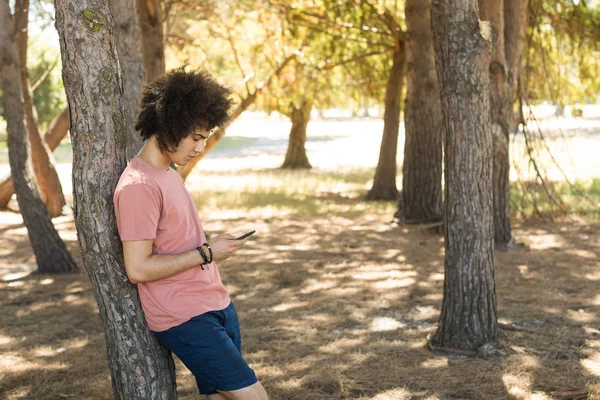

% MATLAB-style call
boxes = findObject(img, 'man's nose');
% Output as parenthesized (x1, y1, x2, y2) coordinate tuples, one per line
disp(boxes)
(194, 141, 205, 153)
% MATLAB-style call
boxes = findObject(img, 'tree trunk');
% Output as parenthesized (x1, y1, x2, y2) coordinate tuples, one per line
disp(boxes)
(137, 0, 165, 81)
(0, 2, 77, 274)
(281, 100, 313, 169)
(15, 0, 66, 217)
(366, 40, 406, 201)
(479, 0, 515, 250)
(399, 0, 443, 223)
(504, 0, 529, 95)
(429, 0, 497, 352)
(110, 0, 146, 160)
(55, 1, 176, 398)
(0, 107, 69, 209)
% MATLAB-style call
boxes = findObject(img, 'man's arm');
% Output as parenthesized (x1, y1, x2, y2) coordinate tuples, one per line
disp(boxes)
(123, 240, 203, 283)
(122, 234, 247, 284)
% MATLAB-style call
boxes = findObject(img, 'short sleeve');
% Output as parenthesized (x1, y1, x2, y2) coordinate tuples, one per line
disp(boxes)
(114, 183, 161, 241)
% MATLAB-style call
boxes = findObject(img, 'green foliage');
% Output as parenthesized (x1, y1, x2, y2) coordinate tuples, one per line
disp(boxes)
(1, 43, 65, 144)
(28, 38, 66, 130)
(165, 2, 287, 101)
(0, 117, 6, 147)
(0, 0, 65, 143)
(163, 0, 408, 116)
(524, 0, 600, 104)
(276, 0, 403, 108)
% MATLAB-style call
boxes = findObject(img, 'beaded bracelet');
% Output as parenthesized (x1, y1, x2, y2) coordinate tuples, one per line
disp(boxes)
(202, 242, 213, 264)
(196, 246, 208, 270)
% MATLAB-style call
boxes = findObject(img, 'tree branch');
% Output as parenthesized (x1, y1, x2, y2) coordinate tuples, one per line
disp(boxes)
(226, 26, 251, 94)
(317, 49, 389, 71)
(31, 53, 59, 92)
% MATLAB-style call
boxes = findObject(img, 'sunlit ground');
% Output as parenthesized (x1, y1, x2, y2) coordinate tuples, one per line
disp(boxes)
(0, 115, 599, 399)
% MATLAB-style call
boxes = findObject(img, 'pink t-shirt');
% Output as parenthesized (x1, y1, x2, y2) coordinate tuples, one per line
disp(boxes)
(113, 157, 230, 332)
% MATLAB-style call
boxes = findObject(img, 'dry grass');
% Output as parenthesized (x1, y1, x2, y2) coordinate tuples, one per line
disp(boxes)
(1, 168, 599, 400)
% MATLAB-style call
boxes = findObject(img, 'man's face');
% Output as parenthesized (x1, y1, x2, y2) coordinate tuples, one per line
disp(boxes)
(168, 128, 209, 166)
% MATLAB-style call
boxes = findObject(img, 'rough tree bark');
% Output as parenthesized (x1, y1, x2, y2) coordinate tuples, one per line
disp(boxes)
(366, 39, 406, 201)
(55, 1, 176, 398)
(137, 0, 165, 81)
(429, 0, 498, 352)
(0, 1, 77, 274)
(110, 0, 146, 160)
(399, 0, 443, 223)
(14, 0, 66, 217)
(0, 107, 69, 210)
(281, 100, 313, 169)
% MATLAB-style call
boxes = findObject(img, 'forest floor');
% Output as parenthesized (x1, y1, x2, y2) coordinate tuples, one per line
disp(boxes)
(1, 115, 599, 399)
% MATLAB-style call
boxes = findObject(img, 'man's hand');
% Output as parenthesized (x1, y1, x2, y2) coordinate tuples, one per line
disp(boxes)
(208, 234, 247, 262)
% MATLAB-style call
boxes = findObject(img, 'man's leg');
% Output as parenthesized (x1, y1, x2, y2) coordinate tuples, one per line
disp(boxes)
(207, 393, 227, 400)
(215, 381, 268, 400)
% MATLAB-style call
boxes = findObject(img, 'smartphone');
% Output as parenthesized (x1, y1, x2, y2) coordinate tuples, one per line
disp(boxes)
(235, 230, 256, 240)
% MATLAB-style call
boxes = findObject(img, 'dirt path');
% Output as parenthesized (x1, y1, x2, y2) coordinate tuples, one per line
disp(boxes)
(1, 115, 599, 399)
(1, 203, 599, 399)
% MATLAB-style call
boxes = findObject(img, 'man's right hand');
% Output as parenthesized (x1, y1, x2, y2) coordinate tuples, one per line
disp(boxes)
(208, 234, 247, 262)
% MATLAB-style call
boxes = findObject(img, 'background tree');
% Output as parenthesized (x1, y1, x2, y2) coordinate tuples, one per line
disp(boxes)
(0, 0, 66, 216)
(281, 96, 313, 169)
(281, 0, 406, 200)
(478, 0, 527, 250)
(55, 0, 176, 397)
(0, 1, 70, 211)
(0, 0, 76, 273)
(398, 0, 443, 224)
(429, 0, 498, 353)
(255, 5, 353, 170)
(110, 0, 146, 160)
(363, 2, 406, 201)
(269, 57, 316, 170)
(0, 106, 69, 210)
(137, 0, 165, 81)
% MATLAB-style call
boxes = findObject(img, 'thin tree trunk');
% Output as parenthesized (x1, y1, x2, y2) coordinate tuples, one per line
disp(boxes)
(111, 0, 146, 160)
(55, 1, 176, 398)
(504, 0, 529, 95)
(399, 0, 443, 223)
(44, 107, 70, 149)
(137, 0, 165, 81)
(429, 0, 497, 352)
(504, 0, 529, 131)
(366, 40, 406, 201)
(0, 176, 14, 208)
(0, 2, 77, 274)
(479, 0, 514, 250)
(281, 100, 313, 169)
(0, 107, 69, 209)
(15, 0, 65, 217)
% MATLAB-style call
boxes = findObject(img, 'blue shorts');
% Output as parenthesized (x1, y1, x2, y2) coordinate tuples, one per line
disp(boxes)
(153, 302, 258, 395)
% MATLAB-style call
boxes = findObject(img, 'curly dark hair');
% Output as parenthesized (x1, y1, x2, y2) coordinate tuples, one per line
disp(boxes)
(135, 67, 233, 153)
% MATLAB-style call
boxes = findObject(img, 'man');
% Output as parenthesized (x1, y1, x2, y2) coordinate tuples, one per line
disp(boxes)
(114, 68, 268, 400)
